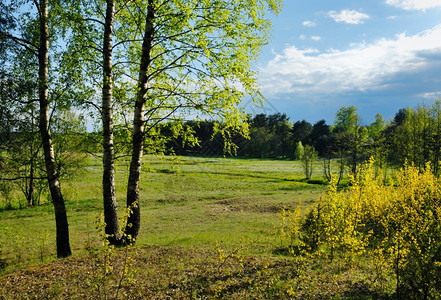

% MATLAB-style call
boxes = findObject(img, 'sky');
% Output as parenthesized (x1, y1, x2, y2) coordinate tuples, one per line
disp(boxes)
(252, 0, 441, 125)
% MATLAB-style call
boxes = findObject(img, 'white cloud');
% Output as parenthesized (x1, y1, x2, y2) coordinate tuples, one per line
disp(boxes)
(416, 91, 441, 99)
(328, 9, 370, 24)
(311, 36, 321, 41)
(299, 35, 306, 40)
(302, 20, 316, 27)
(260, 25, 441, 96)
(386, 0, 441, 11)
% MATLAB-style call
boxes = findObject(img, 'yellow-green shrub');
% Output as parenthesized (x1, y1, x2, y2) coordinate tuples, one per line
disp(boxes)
(296, 159, 441, 297)
(274, 207, 301, 249)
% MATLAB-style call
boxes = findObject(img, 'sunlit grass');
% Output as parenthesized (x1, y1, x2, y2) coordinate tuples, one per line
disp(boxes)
(1, 156, 398, 298)
(0, 155, 326, 274)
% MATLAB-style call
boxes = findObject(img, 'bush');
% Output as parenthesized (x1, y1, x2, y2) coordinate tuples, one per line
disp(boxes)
(295, 159, 441, 297)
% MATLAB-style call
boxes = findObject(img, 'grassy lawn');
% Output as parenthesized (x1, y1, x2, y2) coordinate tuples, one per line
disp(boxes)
(1, 155, 393, 298)
(0, 155, 324, 270)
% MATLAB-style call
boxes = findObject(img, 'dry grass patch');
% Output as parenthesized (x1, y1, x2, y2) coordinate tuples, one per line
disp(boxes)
(0, 245, 390, 299)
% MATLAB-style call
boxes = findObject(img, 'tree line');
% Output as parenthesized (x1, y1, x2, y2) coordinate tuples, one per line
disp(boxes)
(160, 102, 441, 179)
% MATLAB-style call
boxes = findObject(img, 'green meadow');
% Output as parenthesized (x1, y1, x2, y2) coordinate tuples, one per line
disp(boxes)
(0, 155, 323, 267)
(1, 155, 395, 299)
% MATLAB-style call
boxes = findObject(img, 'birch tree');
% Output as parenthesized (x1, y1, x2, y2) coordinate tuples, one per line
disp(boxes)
(69, 0, 281, 244)
(0, 0, 73, 257)
(123, 0, 281, 241)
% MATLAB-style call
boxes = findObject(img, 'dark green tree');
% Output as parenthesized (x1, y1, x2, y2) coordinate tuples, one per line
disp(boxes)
(291, 120, 312, 146)
(309, 119, 331, 156)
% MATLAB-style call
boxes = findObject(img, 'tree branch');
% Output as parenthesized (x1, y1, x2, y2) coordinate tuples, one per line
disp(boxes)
(112, 39, 143, 50)
(84, 150, 103, 159)
(83, 100, 102, 115)
(0, 175, 46, 181)
(83, 17, 105, 26)
(33, 0, 42, 18)
(115, 0, 134, 16)
(3, 33, 38, 56)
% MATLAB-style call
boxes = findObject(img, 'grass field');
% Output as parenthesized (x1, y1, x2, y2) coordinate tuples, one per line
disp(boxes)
(0, 155, 324, 267)
(0, 155, 394, 298)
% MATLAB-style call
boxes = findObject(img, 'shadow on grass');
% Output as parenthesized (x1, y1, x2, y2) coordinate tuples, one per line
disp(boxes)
(292, 178, 328, 185)
(343, 282, 392, 300)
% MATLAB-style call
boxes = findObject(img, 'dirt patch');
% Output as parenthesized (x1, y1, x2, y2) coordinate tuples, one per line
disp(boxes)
(209, 198, 300, 214)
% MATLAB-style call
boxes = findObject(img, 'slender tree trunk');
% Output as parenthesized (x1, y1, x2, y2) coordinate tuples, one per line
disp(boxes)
(124, 0, 154, 242)
(28, 111, 35, 207)
(38, 0, 71, 258)
(28, 161, 34, 206)
(102, 0, 121, 245)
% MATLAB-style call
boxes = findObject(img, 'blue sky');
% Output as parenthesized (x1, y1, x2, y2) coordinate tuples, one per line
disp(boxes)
(254, 0, 441, 125)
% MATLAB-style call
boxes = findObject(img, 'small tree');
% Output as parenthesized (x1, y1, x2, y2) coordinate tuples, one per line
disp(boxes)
(294, 141, 304, 160)
(302, 145, 317, 179)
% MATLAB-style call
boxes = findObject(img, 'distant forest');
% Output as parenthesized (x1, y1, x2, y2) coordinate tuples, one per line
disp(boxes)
(160, 101, 441, 174)
(4, 101, 441, 174)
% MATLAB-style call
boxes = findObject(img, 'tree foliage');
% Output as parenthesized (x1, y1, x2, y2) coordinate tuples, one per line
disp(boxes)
(64, 0, 282, 245)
